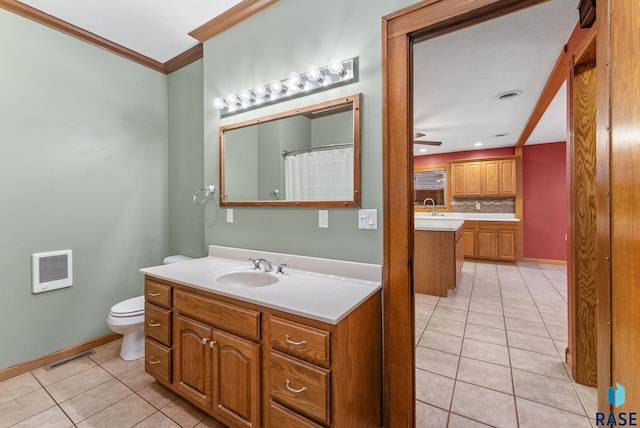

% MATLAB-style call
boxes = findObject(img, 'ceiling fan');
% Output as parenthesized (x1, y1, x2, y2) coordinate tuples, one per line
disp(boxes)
(413, 132, 442, 146)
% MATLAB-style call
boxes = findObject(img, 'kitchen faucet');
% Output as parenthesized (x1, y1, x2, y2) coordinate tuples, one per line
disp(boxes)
(422, 198, 437, 216)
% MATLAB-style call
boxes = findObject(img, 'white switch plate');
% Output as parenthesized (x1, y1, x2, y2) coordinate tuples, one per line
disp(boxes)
(227, 209, 234, 223)
(475, 202, 481, 210)
(318, 210, 328, 228)
(358, 209, 378, 230)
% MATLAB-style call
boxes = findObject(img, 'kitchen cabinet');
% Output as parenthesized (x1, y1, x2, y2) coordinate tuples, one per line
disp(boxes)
(450, 158, 517, 198)
(463, 221, 518, 262)
(413, 225, 464, 296)
(144, 276, 382, 427)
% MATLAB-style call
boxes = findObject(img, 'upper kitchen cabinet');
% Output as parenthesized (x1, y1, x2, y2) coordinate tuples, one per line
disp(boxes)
(450, 158, 517, 197)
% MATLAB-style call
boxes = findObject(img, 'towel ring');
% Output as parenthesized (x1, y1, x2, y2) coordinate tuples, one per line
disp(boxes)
(193, 185, 216, 205)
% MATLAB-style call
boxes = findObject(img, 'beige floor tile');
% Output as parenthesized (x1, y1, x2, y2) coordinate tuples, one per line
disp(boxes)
(546, 324, 569, 341)
(503, 306, 543, 323)
(509, 348, 569, 380)
(46, 365, 113, 403)
(513, 369, 584, 414)
(504, 317, 550, 338)
(90, 339, 123, 364)
(426, 317, 466, 337)
(539, 311, 568, 327)
(432, 306, 468, 323)
(507, 330, 558, 356)
(464, 324, 507, 346)
(416, 293, 440, 305)
(574, 383, 598, 416)
(517, 397, 592, 428)
(10, 405, 74, 428)
(137, 382, 177, 410)
(416, 328, 426, 346)
(450, 381, 517, 428)
(135, 411, 181, 427)
(194, 417, 228, 428)
(415, 301, 437, 317)
(456, 357, 512, 394)
(468, 302, 503, 316)
(77, 394, 155, 428)
(100, 355, 144, 377)
(554, 340, 569, 358)
(466, 311, 504, 329)
(415, 369, 454, 411)
(160, 398, 207, 428)
(118, 364, 156, 392)
(0, 373, 41, 405)
(415, 347, 459, 379)
(415, 313, 431, 330)
(0, 388, 56, 428)
(32, 356, 96, 386)
(448, 413, 492, 427)
(436, 297, 470, 311)
(418, 330, 463, 355)
(59, 378, 133, 423)
(415, 401, 449, 428)
(461, 338, 510, 367)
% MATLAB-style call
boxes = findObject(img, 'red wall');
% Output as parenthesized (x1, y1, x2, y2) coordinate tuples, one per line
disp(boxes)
(522, 142, 567, 261)
(414, 147, 515, 167)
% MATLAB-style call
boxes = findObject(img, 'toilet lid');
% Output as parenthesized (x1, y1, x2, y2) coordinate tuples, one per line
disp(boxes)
(110, 296, 144, 317)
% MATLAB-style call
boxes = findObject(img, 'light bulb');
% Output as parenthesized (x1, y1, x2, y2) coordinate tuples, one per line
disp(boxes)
(239, 89, 254, 103)
(213, 97, 226, 110)
(287, 72, 303, 89)
(225, 93, 240, 106)
(306, 65, 322, 82)
(254, 84, 270, 99)
(328, 58, 346, 77)
(270, 79, 285, 95)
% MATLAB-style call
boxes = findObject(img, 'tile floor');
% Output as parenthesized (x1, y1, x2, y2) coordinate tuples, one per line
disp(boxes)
(415, 261, 598, 428)
(0, 339, 225, 428)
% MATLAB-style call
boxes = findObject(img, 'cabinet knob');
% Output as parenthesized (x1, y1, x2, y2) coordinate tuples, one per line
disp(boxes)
(201, 338, 209, 345)
(209, 340, 216, 348)
(285, 335, 307, 346)
(285, 379, 307, 394)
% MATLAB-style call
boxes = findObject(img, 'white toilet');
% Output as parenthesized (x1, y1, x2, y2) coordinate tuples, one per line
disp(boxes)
(107, 255, 193, 361)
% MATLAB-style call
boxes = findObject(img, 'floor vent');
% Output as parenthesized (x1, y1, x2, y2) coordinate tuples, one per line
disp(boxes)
(44, 350, 95, 371)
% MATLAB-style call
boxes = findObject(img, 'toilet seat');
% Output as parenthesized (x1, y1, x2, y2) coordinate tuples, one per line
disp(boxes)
(110, 296, 144, 318)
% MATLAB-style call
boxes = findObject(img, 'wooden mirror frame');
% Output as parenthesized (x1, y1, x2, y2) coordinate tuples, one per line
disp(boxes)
(218, 93, 361, 208)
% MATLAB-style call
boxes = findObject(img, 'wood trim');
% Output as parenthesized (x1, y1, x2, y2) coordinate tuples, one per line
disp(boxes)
(382, 1, 550, 424)
(0, 0, 165, 73)
(189, 0, 279, 42)
(521, 257, 567, 266)
(164, 44, 203, 74)
(0, 333, 121, 382)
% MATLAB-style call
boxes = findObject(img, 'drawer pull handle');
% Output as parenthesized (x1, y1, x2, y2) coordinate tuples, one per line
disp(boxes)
(285, 335, 307, 346)
(148, 357, 161, 365)
(285, 379, 307, 394)
(148, 321, 161, 327)
(147, 292, 161, 297)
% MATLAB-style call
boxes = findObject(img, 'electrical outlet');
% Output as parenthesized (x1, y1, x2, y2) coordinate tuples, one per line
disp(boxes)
(319, 210, 328, 228)
(227, 209, 234, 223)
(475, 202, 481, 210)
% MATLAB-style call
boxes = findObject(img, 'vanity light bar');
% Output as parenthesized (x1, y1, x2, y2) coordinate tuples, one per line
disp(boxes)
(213, 57, 358, 117)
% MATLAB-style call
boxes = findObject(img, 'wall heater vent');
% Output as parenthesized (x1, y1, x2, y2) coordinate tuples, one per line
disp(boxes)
(32, 250, 73, 294)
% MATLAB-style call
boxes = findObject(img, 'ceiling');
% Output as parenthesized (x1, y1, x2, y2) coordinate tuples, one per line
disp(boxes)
(413, 0, 579, 155)
(17, 0, 244, 63)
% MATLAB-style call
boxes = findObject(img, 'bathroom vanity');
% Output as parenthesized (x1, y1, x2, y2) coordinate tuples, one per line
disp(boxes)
(141, 246, 382, 428)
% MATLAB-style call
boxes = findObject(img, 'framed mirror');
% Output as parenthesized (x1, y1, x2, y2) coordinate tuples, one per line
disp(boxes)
(219, 93, 361, 207)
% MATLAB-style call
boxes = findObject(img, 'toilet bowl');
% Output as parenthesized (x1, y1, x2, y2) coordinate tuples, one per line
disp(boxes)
(107, 255, 193, 361)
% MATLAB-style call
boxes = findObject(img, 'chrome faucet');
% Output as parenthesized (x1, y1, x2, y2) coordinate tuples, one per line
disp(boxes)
(422, 198, 437, 216)
(249, 258, 274, 272)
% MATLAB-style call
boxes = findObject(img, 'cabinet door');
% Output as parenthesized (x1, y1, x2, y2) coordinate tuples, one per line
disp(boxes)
(465, 162, 483, 196)
(451, 163, 467, 197)
(463, 229, 476, 258)
(498, 230, 517, 261)
(174, 315, 212, 410)
(212, 329, 261, 428)
(499, 159, 517, 196)
(483, 161, 500, 196)
(477, 230, 498, 259)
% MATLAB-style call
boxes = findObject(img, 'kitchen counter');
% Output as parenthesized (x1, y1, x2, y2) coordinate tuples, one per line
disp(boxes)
(140, 245, 381, 325)
(415, 219, 464, 231)
(415, 212, 520, 222)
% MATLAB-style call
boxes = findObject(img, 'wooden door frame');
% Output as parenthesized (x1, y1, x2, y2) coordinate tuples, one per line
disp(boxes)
(382, 1, 551, 425)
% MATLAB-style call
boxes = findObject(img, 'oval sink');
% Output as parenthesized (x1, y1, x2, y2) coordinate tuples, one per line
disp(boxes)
(216, 271, 279, 288)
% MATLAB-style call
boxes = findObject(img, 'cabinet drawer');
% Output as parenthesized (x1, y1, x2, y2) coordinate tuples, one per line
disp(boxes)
(145, 280, 172, 309)
(270, 401, 323, 428)
(175, 290, 260, 341)
(145, 339, 171, 384)
(270, 316, 330, 366)
(145, 304, 171, 346)
(270, 351, 330, 425)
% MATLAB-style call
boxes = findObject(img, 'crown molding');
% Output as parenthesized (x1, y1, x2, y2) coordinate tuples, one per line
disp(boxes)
(0, 0, 165, 73)
(189, 0, 279, 42)
(164, 44, 204, 74)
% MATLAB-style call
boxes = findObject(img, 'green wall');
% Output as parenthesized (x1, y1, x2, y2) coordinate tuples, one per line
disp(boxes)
(203, 0, 415, 264)
(0, 11, 169, 369)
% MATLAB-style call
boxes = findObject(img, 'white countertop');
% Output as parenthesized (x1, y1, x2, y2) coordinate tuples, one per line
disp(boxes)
(415, 219, 464, 231)
(140, 246, 382, 325)
(415, 212, 520, 222)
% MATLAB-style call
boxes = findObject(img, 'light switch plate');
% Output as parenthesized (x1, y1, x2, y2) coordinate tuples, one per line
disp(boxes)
(319, 210, 328, 228)
(358, 209, 377, 230)
(227, 209, 234, 223)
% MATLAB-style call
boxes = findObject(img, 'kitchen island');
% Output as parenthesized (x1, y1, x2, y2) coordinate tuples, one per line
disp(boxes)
(414, 219, 464, 297)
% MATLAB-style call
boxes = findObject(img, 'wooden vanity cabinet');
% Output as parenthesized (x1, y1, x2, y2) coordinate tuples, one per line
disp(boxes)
(144, 280, 173, 384)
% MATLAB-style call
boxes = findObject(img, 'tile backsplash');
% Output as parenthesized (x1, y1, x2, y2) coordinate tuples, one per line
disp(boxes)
(450, 197, 515, 213)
